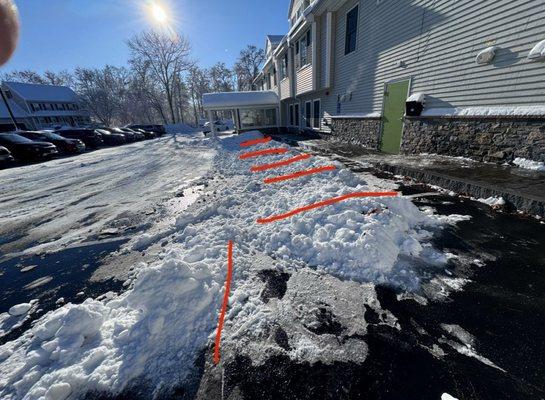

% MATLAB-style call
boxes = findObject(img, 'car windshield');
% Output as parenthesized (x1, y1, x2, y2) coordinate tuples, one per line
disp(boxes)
(96, 129, 110, 135)
(0, 133, 34, 144)
(39, 132, 66, 140)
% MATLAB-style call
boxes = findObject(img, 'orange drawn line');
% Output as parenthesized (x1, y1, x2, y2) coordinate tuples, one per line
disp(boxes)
(240, 136, 272, 147)
(251, 153, 312, 172)
(257, 191, 399, 224)
(213, 240, 234, 365)
(264, 165, 337, 184)
(239, 148, 289, 160)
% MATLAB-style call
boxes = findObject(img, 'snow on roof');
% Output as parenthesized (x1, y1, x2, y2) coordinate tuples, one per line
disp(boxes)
(203, 91, 279, 110)
(3, 81, 79, 103)
(0, 99, 29, 119)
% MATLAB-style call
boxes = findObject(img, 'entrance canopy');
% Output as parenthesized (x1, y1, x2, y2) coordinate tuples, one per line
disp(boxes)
(203, 91, 279, 133)
(203, 91, 278, 111)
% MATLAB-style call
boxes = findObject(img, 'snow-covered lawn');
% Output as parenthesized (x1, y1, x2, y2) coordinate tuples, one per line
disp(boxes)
(0, 132, 456, 399)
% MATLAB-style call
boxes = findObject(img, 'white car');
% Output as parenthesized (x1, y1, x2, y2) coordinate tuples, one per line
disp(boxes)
(203, 121, 229, 134)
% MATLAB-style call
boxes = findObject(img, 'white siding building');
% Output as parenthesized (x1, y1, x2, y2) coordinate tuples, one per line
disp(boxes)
(213, 0, 545, 163)
(1, 81, 91, 131)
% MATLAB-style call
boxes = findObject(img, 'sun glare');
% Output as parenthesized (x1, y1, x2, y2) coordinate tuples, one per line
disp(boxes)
(151, 2, 168, 24)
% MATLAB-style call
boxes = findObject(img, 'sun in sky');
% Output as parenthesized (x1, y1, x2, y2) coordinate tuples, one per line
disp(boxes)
(144, 0, 174, 29)
(151, 2, 168, 24)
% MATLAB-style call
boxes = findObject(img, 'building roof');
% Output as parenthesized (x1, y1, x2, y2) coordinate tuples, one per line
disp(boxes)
(203, 91, 279, 110)
(0, 99, 30, 119)
(3, 81, 79, 103)
(267, 35, 285, 45)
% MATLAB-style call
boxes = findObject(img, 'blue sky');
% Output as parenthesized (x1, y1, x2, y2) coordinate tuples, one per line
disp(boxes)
(4, 0, 289, 73)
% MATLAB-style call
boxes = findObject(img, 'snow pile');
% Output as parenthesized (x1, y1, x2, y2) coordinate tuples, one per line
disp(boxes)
(513, 157, 545, 171)
(422, 105, 545, 117)
(477, 197, 505, 207)
(165, 123, 198, 135)
(8, 303, 33, 317)
(0, 131, 447, 399)
(407, 92, 425, 102)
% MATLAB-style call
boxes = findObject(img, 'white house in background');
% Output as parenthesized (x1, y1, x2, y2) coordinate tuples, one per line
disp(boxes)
(0, 81, 91, 131)
(206, 0, 545, 163)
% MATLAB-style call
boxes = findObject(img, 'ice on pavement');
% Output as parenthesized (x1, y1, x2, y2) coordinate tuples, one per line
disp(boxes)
(0, 131, 450, 399)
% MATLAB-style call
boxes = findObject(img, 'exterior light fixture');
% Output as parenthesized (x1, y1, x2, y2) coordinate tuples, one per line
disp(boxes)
(475, 46, 497, 65)
(528, 40, 545, 61)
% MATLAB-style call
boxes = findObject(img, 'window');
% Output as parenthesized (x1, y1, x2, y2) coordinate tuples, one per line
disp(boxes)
(313, 99, 321, 128)
(281, 54, 288, 79)
(289, 104, 294, 126)
(298, 29, 312, 67)
(295, 41, 300, 69)
(294, 104, 300, 127)
(345, 5, 359, 55)
(273, 67, 277, 86)
(239, 108, 277, 128)
(305, 101, 312, 128)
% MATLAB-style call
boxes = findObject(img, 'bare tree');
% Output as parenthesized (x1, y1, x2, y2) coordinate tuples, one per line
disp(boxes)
(186, 66, 210, 126)
(208, 62, 234, 93)
(127, 30, 192, 124)
(74, 65, 128, 126)
(233, 45, 265, 91)
(42, 70, 75, 87)
(0, 69, 45, 84)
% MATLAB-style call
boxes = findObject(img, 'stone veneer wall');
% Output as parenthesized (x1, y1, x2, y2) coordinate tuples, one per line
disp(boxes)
(324, 117, 382, 149)
(402, 117, 545, 163)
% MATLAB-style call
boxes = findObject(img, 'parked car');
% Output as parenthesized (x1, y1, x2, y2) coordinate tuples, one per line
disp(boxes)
(103, 127, 137, 142)
(118, 128, 146, 141)
(133, 128, 156, 139)
(18, 130, 85, 155)
(0, 133, 58, 161)
(203, 120, 229, 134)
(126, 124, 165, 136)
(56, 129, 104, 149)
(0, 146, 14, 164)
(95, 129, 126, 146)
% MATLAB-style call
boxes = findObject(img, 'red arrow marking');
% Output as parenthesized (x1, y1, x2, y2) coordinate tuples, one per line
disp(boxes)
(251, 153, 312, 172)
(240, 136, 272, 147)
(239, 148, 289, 160)
(257, 191, 399, 224)
(264, 165, 337, 184)
(213, 240, 234, 365)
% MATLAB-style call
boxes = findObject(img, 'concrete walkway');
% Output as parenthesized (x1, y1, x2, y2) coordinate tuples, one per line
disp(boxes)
(272, 134, 545, 218)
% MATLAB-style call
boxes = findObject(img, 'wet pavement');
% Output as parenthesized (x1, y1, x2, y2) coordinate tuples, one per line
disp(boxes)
(273, 134, 545, 218)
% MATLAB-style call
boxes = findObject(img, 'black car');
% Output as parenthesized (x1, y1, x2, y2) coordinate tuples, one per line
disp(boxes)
(0, 133, 58, 161)
(56, 129, 104, 149)
(104, 127, 137, 142)
(18, 131, 86, 155)
(95, 129, 126, 146)
(126, 124, 165, 136)
(133, 128, 156, 139)
(119, 128, 145, 141)
(0, 146, 14, 164)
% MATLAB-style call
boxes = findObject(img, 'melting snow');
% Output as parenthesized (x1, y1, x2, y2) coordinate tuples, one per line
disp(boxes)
(0, 132, 452, 399)
(513, 157, 545, 172)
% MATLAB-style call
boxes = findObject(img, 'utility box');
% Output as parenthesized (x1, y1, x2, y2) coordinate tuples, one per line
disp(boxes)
(406, 92, 425, 117)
